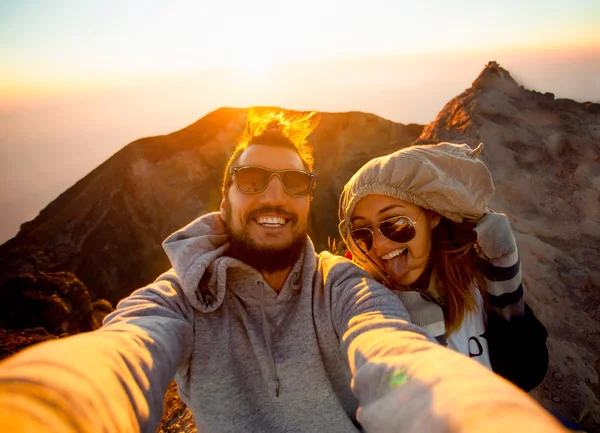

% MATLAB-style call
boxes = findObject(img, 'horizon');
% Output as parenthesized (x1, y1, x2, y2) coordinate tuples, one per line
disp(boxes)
(1, 1, 599, 244)
(2, 0, 599, 85)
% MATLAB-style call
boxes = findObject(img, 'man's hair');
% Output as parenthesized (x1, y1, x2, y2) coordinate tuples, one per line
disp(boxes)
(222, 110, 318, 193)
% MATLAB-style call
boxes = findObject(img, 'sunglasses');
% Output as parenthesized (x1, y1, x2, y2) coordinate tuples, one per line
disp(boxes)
(350, 210, 422, 254)
(230, 166, 316, 197)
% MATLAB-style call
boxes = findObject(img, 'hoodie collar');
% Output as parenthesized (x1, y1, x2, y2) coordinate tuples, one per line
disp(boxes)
(162, 212, 314, 313)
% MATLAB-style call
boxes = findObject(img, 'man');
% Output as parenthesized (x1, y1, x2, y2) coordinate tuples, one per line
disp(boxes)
(0, 111, 564, 432)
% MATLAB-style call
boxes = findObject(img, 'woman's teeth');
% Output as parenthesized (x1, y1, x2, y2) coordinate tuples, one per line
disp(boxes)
(255, 216, 287, 227)
(382, 247, 407, 260)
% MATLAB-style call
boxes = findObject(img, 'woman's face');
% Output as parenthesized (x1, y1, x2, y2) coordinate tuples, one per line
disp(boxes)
(350, 195, 440, 287)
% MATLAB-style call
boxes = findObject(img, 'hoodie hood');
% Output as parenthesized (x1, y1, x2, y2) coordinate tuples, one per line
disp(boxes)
(162, 212, 231, 313)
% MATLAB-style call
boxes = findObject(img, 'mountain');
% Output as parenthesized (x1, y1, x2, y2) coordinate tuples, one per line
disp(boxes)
(416, 61, 600, 431)
(0, 109, 423, 305)
(1, 62, 599, 431)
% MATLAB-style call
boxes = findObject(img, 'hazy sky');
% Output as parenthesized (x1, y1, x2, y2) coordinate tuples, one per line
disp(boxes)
(2, 0, 599, 87)
(0, 1, 599, 243)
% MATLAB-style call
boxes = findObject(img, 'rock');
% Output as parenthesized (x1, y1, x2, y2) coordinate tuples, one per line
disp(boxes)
(92, 299, 114, 329)
(560, 269, 589, 291)
(0, 271, 94, 335)
(0, 328, 57, 361)
(157, 381, 197, 433)
(552, 396, 562, 403)
(27, 327, 51, 336)
(553, 372, 563, 381)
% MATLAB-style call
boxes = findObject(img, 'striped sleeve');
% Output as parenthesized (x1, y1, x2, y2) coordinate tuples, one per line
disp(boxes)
(476, 249, 525, 320)
(395, 291, 448, 345)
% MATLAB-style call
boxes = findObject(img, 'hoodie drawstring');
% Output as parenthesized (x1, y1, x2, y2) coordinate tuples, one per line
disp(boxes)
(258, 281, 280, 397)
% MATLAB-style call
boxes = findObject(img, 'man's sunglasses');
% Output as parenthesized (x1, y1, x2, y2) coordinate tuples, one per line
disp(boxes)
(230, 166, 316, 197)
(350, 210, 422, 254)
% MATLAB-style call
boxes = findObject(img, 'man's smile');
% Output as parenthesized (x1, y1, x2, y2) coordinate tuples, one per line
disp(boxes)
(254, 215, 289, 228)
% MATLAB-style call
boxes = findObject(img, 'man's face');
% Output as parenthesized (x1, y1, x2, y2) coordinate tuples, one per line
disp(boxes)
(220, 144, 311, 272)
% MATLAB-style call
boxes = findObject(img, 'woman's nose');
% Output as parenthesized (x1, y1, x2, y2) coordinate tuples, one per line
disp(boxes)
(371, 228, 390, 251)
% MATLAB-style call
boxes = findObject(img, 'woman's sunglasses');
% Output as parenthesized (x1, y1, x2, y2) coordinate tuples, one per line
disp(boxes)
(230, 166, 316, 197)
(350, 210, 422, 254)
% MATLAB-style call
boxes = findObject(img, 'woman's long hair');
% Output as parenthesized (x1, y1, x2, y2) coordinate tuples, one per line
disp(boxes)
(430, 216, 481, 334)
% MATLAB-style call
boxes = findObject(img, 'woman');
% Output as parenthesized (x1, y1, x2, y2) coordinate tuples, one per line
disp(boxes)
(338, 142, 549, 391)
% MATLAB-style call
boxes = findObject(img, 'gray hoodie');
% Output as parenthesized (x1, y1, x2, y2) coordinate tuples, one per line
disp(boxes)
(142, 211, 429, 431)
(0, 212, 565, 433)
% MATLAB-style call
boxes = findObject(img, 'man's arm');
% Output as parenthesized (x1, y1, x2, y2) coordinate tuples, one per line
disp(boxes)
(322, 253, 564, 433)
(0, 271, 194, 433)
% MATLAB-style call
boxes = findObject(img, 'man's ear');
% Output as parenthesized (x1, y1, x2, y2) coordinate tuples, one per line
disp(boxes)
(220, 189, 227, 221)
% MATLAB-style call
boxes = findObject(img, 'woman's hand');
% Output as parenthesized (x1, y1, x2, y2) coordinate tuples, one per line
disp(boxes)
(473, 211, 516, 259)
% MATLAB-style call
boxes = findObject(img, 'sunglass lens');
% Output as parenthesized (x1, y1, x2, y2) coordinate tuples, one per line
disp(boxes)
(380, 217, 416, 243)
(281, 171, 312, 196)
(235, 167, 270, 193)
(351, 229, 373, 254)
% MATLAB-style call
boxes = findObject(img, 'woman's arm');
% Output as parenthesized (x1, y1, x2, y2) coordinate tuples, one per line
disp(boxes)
(474, 211, 549, 391)
(474, 211, 524, 320)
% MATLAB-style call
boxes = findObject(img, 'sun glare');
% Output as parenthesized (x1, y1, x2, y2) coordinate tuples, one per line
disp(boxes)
(244, 61, 270, 78)
(228, 52, 274, 79)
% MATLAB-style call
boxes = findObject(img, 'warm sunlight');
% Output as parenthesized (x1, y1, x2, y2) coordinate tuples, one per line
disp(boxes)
(243, 61, 270, 79)
(1, 0, 599, 247)
(1, 2, 599, 431)
(2, 1, 598, 85)
(231, 53, 273, 79)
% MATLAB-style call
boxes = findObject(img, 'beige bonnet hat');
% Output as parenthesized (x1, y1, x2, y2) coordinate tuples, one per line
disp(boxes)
(338, 142, 495, 244)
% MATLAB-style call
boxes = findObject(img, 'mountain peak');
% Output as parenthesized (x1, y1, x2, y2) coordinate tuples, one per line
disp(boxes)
(472, 61, 520, 95)
(414, 60, 600, 147)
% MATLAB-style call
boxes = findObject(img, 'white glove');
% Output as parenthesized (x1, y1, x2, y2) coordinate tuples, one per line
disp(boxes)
(473, 212, 517, 259)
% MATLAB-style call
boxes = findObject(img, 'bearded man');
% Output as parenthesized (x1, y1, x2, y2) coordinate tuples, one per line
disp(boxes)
(0, 111, 565, 433)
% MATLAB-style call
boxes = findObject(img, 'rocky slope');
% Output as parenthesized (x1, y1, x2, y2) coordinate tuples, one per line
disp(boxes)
(416, 61, 600, 431)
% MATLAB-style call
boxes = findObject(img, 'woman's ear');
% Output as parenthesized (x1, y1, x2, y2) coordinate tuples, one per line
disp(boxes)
(429, 211, 442, 229)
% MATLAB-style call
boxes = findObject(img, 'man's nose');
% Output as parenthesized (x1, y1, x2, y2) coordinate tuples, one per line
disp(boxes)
(258, 174, 287, 205)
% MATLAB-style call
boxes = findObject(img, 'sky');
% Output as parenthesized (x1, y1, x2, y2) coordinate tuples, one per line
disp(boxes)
(0, 0, 599, 243)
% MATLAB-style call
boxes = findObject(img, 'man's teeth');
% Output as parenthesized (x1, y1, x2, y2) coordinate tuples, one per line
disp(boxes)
(382, 248, 407, 260)
(255, 216, 287, 226)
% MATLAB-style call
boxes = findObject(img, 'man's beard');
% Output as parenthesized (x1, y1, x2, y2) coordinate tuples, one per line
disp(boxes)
(225, 200, 308, 273)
